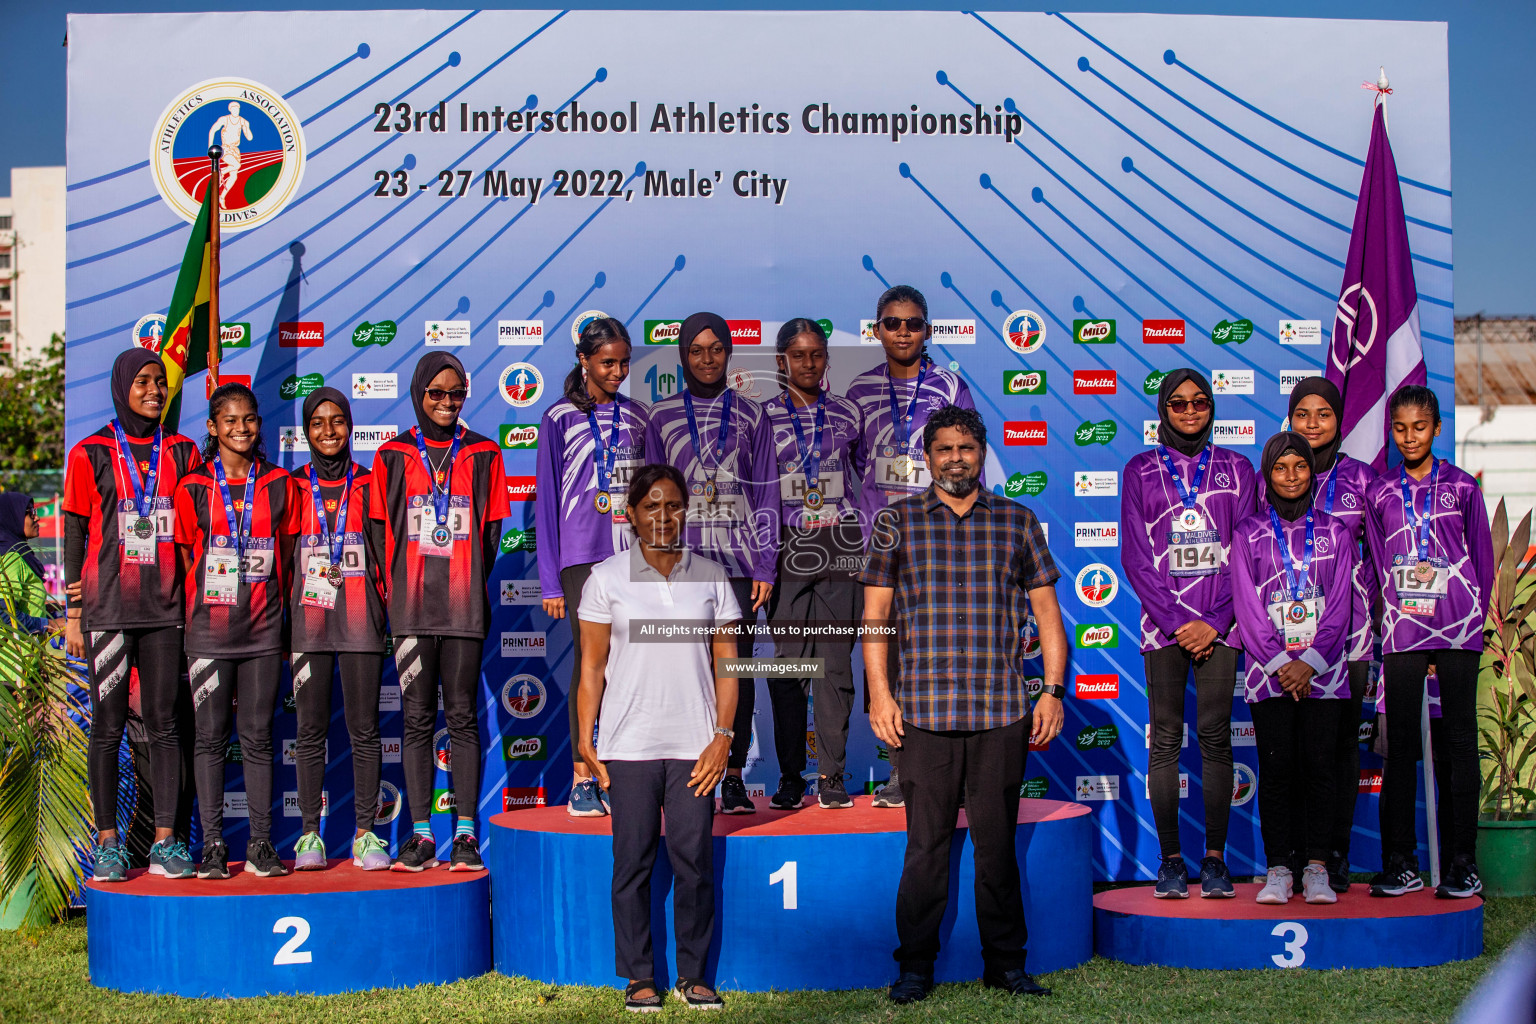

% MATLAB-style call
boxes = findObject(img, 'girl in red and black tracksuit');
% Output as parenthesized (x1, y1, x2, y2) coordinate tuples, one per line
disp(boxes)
(173, 382, 297, 880)
(287, 387, 391, 871)
(370, 353, 509, 872)
(63, 348, 202, 882)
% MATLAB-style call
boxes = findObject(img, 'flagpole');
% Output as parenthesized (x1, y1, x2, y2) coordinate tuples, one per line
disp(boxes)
(206, 145, 223, 389)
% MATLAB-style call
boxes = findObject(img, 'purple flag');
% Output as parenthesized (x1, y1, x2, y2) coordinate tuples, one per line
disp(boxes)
(1326, 102, 1426, 472)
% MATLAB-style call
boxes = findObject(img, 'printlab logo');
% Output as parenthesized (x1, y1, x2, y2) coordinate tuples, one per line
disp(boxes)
(1075, 624, 1119, 648)
(1075, 563, 1118, 607)
(278, 321, 324, 348)
(1002, 310, 1046, 355)
(353, 320, 398, 348)
(1211, 370, 1254, 395)
(1212, 420, 1256, 445)
(381, 736, 402, 763)
(1073, 319, 1116, 344)
(1278, 370, 1313, 395)
(1003, 421, 1048, 445)
(425, 320, 471, 346)
(1075, 724, 1118, 750)
(1073, 471, 1117, 497)
(500, 631, 548, 658)
(1074, 522, 1119, 547)
(1141, 319, 1185, 344)
(499, 363, 543, 407)
(1073, 370, 1116, 395)
(501, 674, 547, 718)
(1211, 318, 1254, 345)
(498, 320, 545, 345)
(1073, 420, 1117, 446)
(928, 319, 976, 345)
(1232, 762, 1258, 806)
(133, 314, 167, 351)
(1003, 370, 1047, 396)
(151, 77, 307, 231)
(1003, 471, 1047, 498)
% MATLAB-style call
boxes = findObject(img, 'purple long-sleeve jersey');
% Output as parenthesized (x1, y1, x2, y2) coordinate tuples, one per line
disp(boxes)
(643, 389, 779, 582)
(762, 390, 865, 529)
(1231, 509, 1358, 702)
(1364, 459, 1494, 654)
(845, 358, 977, 534)
(1312, 454, 1377, 662)
(1120, 445, 1258, 653)
(534, 393, 651, 600)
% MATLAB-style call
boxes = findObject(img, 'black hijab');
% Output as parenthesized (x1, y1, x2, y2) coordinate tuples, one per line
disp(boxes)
(0, 493, 44, 582)
(301, 386, 354, 480)
(1156, 368, 1214, 456)
(410, 352, 467, 443)
(1287, 376, 1345, 473)
(679, 312, 733, 400)
(111, 348, 166, 438)
(1262, 431, 1315, 522)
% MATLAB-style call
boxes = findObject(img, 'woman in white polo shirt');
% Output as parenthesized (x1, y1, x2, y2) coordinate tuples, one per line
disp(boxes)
(575, 463, 743, 1012)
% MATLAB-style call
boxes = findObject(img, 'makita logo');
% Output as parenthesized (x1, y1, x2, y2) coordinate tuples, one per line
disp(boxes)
(277, 321, 324, 347)
(1074, 674, 1120, 699)
(1141, 319, 1185, 344)
(506, 476, 536, 500)
(1003, 421, 1048, 445)
(726, 319, 762, 344)
(502, 786, 548, 809)
(1074, 370, 1116, 394)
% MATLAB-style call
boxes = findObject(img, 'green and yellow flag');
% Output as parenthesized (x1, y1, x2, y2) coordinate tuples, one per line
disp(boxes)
(157, 183, 218, 433)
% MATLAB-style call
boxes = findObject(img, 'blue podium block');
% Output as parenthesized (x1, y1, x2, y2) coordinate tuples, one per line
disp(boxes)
(488, 798, 1093, 991)
(87, 860, 491, 996)
(1095, 884, 1483, 969)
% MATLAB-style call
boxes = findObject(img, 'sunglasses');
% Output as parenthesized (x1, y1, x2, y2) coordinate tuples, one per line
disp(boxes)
(424, 387, 468, 402)
(1167, 397, 1211, 414)
(879, 316, 928, 333)
(24, 508, 38, 519)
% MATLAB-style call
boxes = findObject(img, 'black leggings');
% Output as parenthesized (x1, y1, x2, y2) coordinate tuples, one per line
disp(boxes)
(292, 651, 384, 833)
(1145, 643, 1238, 859)
(88, 626, 184, 832)
(395, 635, 482, 825)
(190, 654, 282, 844)
(725, 576, 757, 770)
(1252, 695, 1339, 866)
(561, 562, 598, 766)
(1380, 649, 1480, 861)
(1330, 660, 1372, 855)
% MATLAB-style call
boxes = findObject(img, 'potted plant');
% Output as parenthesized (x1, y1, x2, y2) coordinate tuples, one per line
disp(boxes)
(0, 579, 91, 934)
(1477, 500, 1536, 897)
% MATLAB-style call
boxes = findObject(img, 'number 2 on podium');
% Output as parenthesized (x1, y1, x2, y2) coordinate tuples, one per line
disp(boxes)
(274, 916, 314, 965)
(769, 860, 798, 910)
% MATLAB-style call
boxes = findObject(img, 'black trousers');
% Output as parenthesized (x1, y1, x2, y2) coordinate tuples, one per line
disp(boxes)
(1330, 660, 1372, 855)
(725, 576, 757, 771)
(87, 625, 184, 831)
(561, 561, 598, 766)
(292, 651, 385, 833)
(895, 716, 1029, 973)
(395, 635, 482, 825)
(1144, 643, 1238, 858)
(766, 574, 859, 780)
(1380, 649, 1480, 861)
(608, 759, 716, 981)
(190, 654, 282, 843)
(1251, 695, 1339, 866)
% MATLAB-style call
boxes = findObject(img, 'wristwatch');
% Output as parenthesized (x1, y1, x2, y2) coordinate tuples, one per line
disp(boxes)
(1037, 684, 1067, 701)
(714, 726, 736, 740)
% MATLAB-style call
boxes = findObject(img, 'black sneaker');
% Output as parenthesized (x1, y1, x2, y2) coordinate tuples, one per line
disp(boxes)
(888, 970, 933, 1004)
(1369, 853, 1424, 896)
(1200, 856, 1235, 898)
(719, 775, 755, 815)
(449, 834, 486, 872)
(1436, 857, 1482, 899)
(197, 840, 230, 880)
(769, 774, 806, 810)
(391, 834, 439, 872)
(244, 839, 290, 877)
(1154, 856, 1188, 899)
(1326, 851, 1352, 894)
(982, 967, 1051, 997)
(818, 774, 854, 809)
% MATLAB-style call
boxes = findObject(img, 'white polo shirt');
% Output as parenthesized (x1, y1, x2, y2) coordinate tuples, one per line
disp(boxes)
(578, 545, 743, 761)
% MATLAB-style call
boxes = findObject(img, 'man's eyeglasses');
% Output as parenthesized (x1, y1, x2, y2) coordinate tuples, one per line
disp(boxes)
(1167, 397, 1211, 414)
(879, 316, 927, 333)
(425, 388, 469, 402)
(24, 508, 38, 520)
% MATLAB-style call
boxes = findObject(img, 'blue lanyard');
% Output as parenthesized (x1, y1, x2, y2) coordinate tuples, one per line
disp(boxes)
(308, 463, 353, 568)
(1319, 465, 1338, 514)
(884, 358, 929, 453)
(683, 389, 734, 483)
(212, 455, 254, 561)
(1267, 506, 1315, 601)
(1158, 444, 1211, 510)
(111, 419, 161, 520)
(784, 390, 828, 489)
(585, 397, 623, 496)
(414, 425, 463, 527)
(1398, 457, 1439, 563)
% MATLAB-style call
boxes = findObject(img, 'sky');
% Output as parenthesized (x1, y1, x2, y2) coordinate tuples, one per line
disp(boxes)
(3, 0, 1532, 316)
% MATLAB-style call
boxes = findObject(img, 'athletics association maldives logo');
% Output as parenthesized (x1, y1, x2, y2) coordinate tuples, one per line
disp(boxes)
(151, 78, 306, 232)
(501, 673, 547, 719)
(1002, 310, 1046, 355)
(374, 780, 402, 825)
(133, 314, 167, 351)
(499, 363, 544, 407)
(1075, 563, 1119, 607)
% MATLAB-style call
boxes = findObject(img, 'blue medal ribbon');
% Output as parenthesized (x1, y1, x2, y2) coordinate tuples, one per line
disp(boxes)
(308, 462, 354, 572)
(1319, 465, 1339, 514)
(683, 389, 734, 491)
(1398, 456, 1440, 564)
(1267, 505, 1315, 602)
(784, 390, 828, 494)
(585, 396, 623, 500)
(884, 357, 929, 455)
(212, 455, 254, 562)
(111, 419, 162, 523)
(414, 425, 463, 527)
(1158, 443, 1211, 513)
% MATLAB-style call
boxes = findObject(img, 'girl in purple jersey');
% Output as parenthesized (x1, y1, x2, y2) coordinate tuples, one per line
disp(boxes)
(1287, 377, 1377, 892)
(536, 317, 650, 818)
(1121, 369, 1256, 899)
(1232, 432, 1357, 906)
(1363, 385, 1492, 900)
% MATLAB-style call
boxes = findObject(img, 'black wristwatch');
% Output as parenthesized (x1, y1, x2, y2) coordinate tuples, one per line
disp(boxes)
(1037, 684, 1067, 701)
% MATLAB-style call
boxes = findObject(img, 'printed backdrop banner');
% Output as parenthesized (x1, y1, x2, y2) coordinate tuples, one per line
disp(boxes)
(64, 10, 1452, 880)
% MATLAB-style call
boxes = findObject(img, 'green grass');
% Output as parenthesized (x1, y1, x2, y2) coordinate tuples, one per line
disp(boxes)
(1, 897, 1533, 1024)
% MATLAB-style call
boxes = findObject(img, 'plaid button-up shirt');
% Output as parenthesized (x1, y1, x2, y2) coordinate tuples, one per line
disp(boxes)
(859, 485, 1059, 731)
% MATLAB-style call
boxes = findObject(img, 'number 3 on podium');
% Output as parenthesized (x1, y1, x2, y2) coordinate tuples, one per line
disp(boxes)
(1270, 921, 1308, 968)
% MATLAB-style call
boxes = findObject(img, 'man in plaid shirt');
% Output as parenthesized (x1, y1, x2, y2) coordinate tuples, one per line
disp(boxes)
(860, 404, 1067, 1004)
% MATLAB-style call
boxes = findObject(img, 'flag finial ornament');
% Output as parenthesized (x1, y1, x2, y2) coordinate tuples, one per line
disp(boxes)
(1363, 66, 1392, 102)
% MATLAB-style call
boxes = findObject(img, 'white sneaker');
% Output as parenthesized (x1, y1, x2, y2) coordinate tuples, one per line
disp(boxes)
(1256, 866, 1293, 904)
(1302, 863, 1338, 904)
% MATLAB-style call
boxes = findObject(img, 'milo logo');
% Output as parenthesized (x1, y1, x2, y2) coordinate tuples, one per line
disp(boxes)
(1004, 470, 1048, 497)
(1073, 319, 1116, 344)
(502, 735, 547, 761)
(644, 320, 682, 345)
(1020, 777, 1049, 799)
(1073, 419, 1117, 446)
(220, 322, 251, 348)
(1075, 724, 1119, 750)
(279, 372, 325, 400)
(1004, 370, 1046, 395)
(500, 527, 536, 553)
(1211, 318, 1254, 345)
(353, 320, 398, 348)
(499, 424, 539, 449)
(432, 788, 456, 814)
(1076, 624, 1119, 648)
(1144, 370, 1170, 395)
